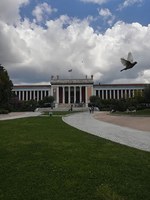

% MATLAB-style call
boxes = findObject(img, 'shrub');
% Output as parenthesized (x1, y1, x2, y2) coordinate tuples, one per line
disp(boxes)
(0, 109, 9, 114)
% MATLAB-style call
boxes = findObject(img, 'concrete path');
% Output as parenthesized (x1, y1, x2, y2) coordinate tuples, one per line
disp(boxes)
(0, 112, 41, 121)
(63, 112, 150, 152)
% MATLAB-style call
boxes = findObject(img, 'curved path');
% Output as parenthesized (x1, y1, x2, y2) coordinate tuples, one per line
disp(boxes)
(0, 112, 41, 120)
(63, 112, 150, 152)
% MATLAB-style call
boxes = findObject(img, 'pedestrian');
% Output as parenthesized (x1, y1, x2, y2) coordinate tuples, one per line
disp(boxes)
(89, 107, 92, 113)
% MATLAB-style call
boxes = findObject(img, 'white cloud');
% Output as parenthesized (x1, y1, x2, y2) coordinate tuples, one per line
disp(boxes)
(80, 0, 110, 5)
(99, 8, 111, 17)
(118, 0, 143, 10)
(0, 1, 149, 85)
(0, 0, 29, 24)
(32, 2, 57, 23)
(0, 20, 30, 64)
(98, 8, 115, 26)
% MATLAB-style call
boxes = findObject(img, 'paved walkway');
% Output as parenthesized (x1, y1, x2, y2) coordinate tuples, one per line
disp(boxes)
(63, 112, 150, 152)
(0, 112, 41, 120)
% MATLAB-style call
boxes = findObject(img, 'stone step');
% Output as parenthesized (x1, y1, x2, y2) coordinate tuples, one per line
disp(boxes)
(36, 106, 88, 112)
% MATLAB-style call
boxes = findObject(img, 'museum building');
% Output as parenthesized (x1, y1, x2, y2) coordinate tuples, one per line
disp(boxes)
(12, 75, 148, 107)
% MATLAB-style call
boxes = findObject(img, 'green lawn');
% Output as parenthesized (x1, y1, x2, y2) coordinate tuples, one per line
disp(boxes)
(0, 116, 150, 200)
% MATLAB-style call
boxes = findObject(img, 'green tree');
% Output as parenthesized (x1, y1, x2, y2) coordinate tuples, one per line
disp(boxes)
(89, 95, 100, 105)
(0, 64, 13, 109)
(38, 96, 55, 107)
(89, 95, 98, 108)
(144, 85, 150, 103)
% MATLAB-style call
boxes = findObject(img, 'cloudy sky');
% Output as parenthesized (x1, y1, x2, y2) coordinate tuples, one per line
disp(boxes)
(0, 0, 150, 85)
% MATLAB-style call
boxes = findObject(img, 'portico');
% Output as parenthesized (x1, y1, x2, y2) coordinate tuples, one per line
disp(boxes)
(50, 76, 94, 107)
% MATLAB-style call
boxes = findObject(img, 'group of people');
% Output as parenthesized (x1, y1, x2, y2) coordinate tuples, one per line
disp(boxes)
(89, 106, 94, 113)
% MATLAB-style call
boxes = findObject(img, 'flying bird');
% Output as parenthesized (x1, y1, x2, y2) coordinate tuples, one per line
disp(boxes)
(120, 52, 137, 72)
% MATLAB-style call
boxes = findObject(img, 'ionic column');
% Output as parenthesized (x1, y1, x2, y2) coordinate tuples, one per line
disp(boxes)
(91, 86, 94, 96)
(26, 91, 28, 101)
(33, 90, 36, 100)
(132, 90, 135, 97)
(98, 90, 100, 97)
(56, 87, 59, 104)
(63, 87, 65, 104)
(113, 90, 115, 99)
(80, 86, 82, 103)
(121, 90, 123, 98)
(128, 90, 131, 98)
(51, 87, 53, 96)
(106, 90, 108, 99)
(74, 86, 76, 103)
(68, 87, 70, 104)
(36, 90, 39, 101)
(85, 86, 88, 106)
(117, 90, 120, 99)
(19, 91, 21, 100)
(125, 90, 127, 99)
(102, 90, 104, 99)
(85, 86, 88, 102)
(48, 89, 51, 97)
(22, 91, 25, 101)
(110, 90, 112, 99)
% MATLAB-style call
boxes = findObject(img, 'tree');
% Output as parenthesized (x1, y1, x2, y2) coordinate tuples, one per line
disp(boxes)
(38, 96, 55, 107)
(0, 64, 13, 109)
(143, 85, 150, 103)
(89, 95, 100, 105)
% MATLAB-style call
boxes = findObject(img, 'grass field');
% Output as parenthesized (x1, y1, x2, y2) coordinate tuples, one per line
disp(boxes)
(0, 116, 150, 200)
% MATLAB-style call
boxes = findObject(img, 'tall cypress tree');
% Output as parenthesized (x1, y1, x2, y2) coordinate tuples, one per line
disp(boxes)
(0, 64, 13, 109)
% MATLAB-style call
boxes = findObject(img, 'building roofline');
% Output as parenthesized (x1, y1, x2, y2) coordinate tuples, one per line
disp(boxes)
(50, 79, 94, 85)
(94, 83, 149, 87)
(13, 85, 50, 88)
(13, 83, 150, 88)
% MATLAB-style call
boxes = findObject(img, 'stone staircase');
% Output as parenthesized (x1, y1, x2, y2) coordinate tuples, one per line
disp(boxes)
(35, 104, 88, 112)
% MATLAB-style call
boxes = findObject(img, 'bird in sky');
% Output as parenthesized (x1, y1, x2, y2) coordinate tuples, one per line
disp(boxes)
(120, 52, 137, 72)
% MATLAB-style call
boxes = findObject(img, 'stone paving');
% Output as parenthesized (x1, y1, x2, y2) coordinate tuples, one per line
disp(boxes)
(63, 112, 150, 152)
(0, 112, 41, 120)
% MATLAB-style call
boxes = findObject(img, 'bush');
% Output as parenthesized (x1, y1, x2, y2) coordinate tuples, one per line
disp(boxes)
(10, 100, 38, 112)
(0, 109, 9, 114)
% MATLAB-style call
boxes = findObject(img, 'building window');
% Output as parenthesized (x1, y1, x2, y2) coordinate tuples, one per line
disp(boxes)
(65, 87, 68, 103)
(103, 90, 106, 99)
(111, 90, 114, 99)
(107, 90, 110, 99)
(96, 90, 98, 96)
(42, 91, 45, 99)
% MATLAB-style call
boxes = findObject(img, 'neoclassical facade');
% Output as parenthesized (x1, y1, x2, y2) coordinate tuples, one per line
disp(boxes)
(12, 75, 149, 107)
(94, 83, 146, 100)
(50, 76, 93, 107)
(12, 85, 51, 102)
